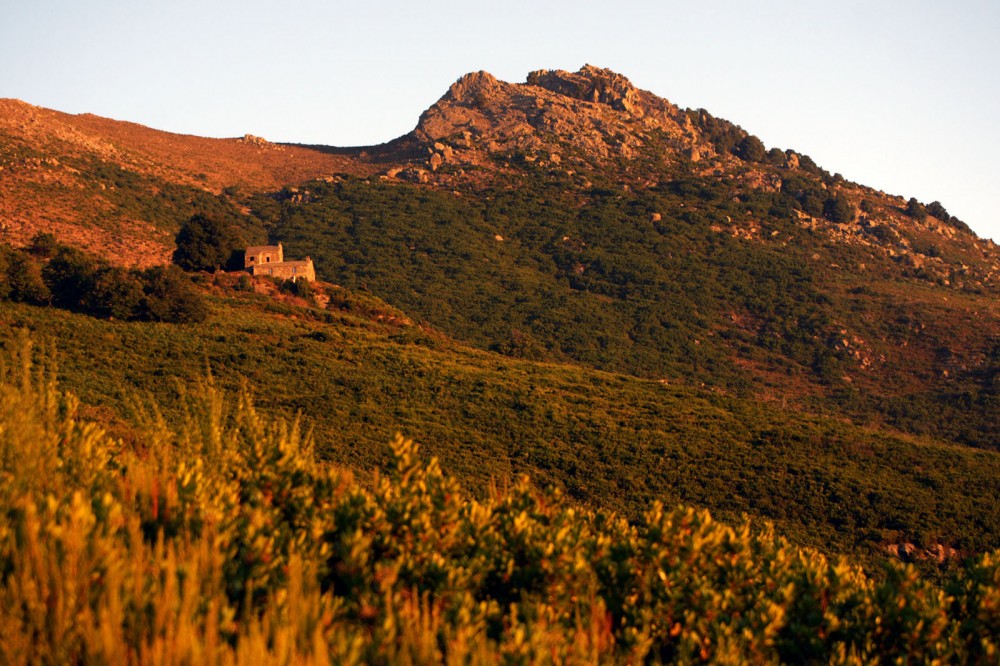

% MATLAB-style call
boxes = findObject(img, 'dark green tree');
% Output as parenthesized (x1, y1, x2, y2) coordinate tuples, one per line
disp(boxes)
(0, 246, 11, 301)
(735, 135, 766, 162)
(765, 147, 787, 167)
(85, 267, 146, 320)
(140, 265, 209, 323)
(801, 193, 825, 217)
(1, 247, 50, 304)
(798, 154, 821, 175)
(173, 214, 243, 272)
(41, 246, 97, 309)
(927, 201, 950, 221)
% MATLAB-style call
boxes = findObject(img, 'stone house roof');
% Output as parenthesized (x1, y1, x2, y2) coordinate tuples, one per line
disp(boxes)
(246, 244, 282, 255)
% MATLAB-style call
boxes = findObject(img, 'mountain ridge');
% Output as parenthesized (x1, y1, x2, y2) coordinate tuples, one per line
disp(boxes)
(3, 66, 996, 287)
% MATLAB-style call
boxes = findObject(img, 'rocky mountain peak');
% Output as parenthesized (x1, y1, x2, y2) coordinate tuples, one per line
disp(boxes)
(526, 65, 645, 116)
(410, 66, 688, 172)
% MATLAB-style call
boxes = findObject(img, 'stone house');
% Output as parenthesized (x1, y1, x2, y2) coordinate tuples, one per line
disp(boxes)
(244, 243, 316, 282)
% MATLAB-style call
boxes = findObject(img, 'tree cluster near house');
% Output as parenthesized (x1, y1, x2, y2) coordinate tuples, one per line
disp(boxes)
(0, 235, 208, 323)
(172, 214, 316, 282)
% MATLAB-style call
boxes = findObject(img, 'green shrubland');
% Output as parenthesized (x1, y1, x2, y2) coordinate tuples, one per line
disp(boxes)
(1, 293, 999, 572)
(1, 332, 999, 663)
(259, 175, 999, 449)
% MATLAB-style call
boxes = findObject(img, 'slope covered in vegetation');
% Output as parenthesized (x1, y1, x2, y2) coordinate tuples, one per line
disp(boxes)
(261, 174, 1000, 451)
(2, 281, 999, 567)
(1, 333, 999, 664)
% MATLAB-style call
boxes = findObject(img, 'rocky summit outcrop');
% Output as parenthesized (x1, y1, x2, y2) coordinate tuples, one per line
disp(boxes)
(410, 65, 693, 171)
(526, 65, 660, 117)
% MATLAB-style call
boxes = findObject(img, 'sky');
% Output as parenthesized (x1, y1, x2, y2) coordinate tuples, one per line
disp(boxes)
(2, 0, 998, 241)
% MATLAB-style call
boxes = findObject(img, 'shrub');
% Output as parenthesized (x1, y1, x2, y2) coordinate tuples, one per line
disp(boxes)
(234, 273, 254, 292)
(823, 193, 855, 223)
(1, 341, 1000, 663)
(801, 193, 825, 217)
(0, 246, 11, 301)
(906, 197, 928, 222)
(765, 147, 787, 167)
(927, 201, 950, 221)
(689, 109, 744, 155)
(84, 267, 145, 319)
(279, 278, 314, 302)
(798, 154, 822, 175)
(0, 248, 50, 305)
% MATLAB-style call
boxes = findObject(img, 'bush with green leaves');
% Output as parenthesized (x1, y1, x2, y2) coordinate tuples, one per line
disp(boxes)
(140, 265, 209, 323)
(824, 192, 855, 223)
(280, 276, 314, 301)
(927, 200, 950, 221)
(735, 134, 766, 162)
(765, 147, 787, 166)
(85, 266, 146, 319)
(907, 197, 928, 222)
(10, 242, 209, 323)
(42, 245, 99, 308)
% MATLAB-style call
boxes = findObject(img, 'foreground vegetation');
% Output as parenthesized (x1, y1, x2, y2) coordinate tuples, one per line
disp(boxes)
(1, 333, 999, 663)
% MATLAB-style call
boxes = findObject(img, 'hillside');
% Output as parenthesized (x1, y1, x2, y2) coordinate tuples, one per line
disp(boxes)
(0, 98, 384, 265)
(3, 67, 999, 277)
(1, 66, 998, 551)
(255, 68, 1000, 450)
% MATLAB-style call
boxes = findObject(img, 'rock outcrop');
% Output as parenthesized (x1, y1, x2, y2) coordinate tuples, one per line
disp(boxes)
(409, 65, 692, 170)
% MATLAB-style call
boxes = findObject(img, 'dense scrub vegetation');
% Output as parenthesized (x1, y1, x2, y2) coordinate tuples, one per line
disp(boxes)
(258, 176, 838, 381)
(2, 293, 998, 570)
(1, 334, 999, 663)
(254, 174, 999, 450)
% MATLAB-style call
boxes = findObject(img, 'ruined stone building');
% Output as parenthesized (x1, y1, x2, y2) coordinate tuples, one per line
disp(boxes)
(244, 244, 316, 282)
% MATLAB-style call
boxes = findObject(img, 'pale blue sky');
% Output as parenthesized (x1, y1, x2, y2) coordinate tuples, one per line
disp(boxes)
(2, 0, 997, 241)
